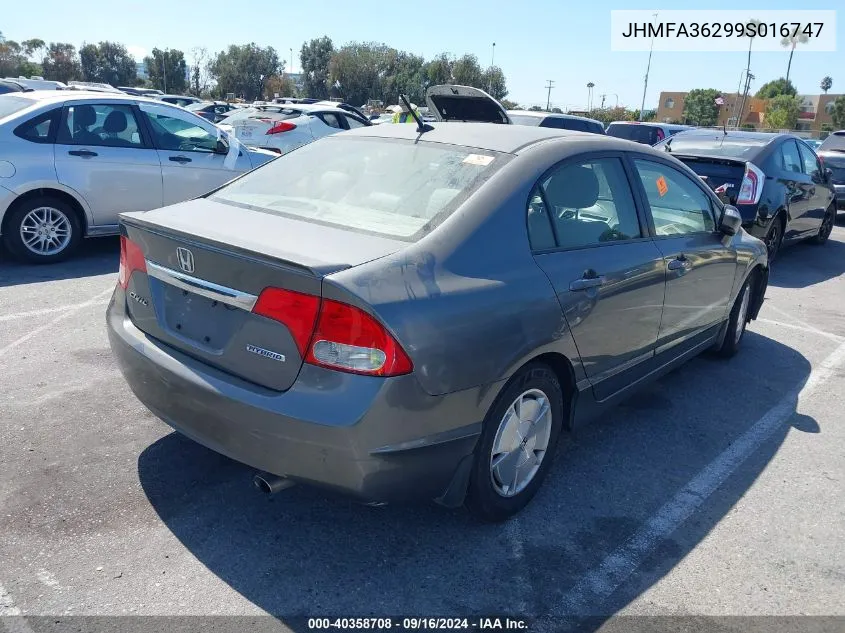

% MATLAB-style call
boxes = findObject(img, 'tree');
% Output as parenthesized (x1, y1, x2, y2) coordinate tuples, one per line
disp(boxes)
(528, 105, 544, 112)
(755, 78, 797, 99)
(451, 54, 483, 87)
(79, 41, 138, 86)
(482, 66, 507, 100)
(590, 106, 636, 125)
(189, 47, 212, 97)
(682, 88, 721, 126)
(423, 53, 453, 87)
(0, 37, 25, 77)
(328, 42, 386, 106)
(300, 36, 334, 99)
(21, 38, 46, 62)
(781, 31, 809, 83)
(764, 94, 800, 130)
(831, 96, 845, 129)
(821, 76, 833, 94)
(500, 98, 519, 110)
(381, 50, 426, 105)
(264, 73, 297, 99)
(209, 43, 281, 100)
(41, 42, 81, 82)
(143, 48, 188, 93)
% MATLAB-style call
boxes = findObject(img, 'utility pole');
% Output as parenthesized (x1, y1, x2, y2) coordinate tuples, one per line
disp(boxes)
(545, 80, 554, 112)
(639, 12, 658, 121)
(162, 49, 167, 94)
(600, 94, 606, 109)
(489, 42, 496, 93)
(737, 72, 754, 128)
(290, 48, 294, 74)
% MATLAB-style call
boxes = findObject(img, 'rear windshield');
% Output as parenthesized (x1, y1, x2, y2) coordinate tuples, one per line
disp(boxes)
(819, 132, 845, 152)
(658, 135, 769, 159)
(0, 95, 36, 121)
(606, 123, 659, 144)
(186, 102, 209, 111)
(509, 114, 543, 126)
(211, 136, 509, 240)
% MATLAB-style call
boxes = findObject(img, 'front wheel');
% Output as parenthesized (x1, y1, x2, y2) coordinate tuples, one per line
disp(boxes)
(714, 276, 753, 358)
(811, 203, 835, 245)
(2, 196, 81, 264)
(465, 363, 565, 522)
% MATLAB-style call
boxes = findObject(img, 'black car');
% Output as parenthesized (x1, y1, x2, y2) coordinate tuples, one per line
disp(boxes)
(186, 101, 235, 123)
(655, 130, 836, 261)
(817, 131, 845, 213)
(0, 79, 28, 94)
(508, 110, 605, 134)
(607, 121, 694, 145)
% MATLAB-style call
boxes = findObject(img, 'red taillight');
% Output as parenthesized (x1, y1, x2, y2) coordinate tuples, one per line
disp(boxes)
(252, 287, 321, 355)
(266, 121, 296, 135)
(251, 287, 413, 377)
(737, 162, 765, 205)
(117, 236, 146, 289)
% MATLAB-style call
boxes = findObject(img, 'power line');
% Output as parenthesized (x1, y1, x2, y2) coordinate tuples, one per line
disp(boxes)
(545, 80, 555, 112)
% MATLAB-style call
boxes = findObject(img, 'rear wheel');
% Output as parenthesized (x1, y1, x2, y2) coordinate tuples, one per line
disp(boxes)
(2, 196, 82, 264)
(714, 275, 753, 358)
(764, 216, 784, 263)
(811, 203, 835, 245)
(465, 362, 564, 522)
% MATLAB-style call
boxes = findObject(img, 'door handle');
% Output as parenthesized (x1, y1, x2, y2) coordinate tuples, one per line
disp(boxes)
(68, 149, 97, 157)
(668, 258, 692, 271)
(569, 276, 606, 291)
(169, 156, 192, 163)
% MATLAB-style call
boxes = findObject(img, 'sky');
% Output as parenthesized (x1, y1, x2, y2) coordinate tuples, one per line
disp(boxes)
(2, 0, 842, 109)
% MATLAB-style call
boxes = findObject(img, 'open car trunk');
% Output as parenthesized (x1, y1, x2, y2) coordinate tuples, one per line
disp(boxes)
(118, 198, 405, 392)
(425, 85, 511, 124)
(668, 155, 747, 206)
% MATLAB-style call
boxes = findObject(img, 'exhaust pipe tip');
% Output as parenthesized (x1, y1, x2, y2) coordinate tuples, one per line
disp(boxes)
(253, 472, 295, 495)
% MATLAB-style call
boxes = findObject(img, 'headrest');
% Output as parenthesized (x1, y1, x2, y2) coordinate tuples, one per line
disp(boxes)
(75, 105, 96, 127)
(545, 165, 599, 208)
(103, 110, 128, 134)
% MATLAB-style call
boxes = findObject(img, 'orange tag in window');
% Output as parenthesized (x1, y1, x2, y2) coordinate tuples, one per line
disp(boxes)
(656, 176, 669, 197)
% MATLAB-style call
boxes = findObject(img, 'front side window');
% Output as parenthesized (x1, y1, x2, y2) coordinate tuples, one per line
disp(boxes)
(633, 159, 716, 235)
(537, 157, 642, 250)
(344, 115, 367, 129)
(139, 102, 219, 153)
(58, 104, 143, 148)
(779, 140, 803, 174)
(797, 142, 821, 179)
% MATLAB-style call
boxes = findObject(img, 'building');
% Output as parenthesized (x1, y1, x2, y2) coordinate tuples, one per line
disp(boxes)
(655, 90, 842, 133)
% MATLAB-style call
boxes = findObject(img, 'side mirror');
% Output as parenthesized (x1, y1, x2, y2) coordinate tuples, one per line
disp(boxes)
(215, 138, 229, 155)
(825, 167, 834, 183)
(719, 205, 743, 236)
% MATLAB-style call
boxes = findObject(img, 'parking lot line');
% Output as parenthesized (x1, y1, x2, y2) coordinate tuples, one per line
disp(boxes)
(0, 299, 112, 323)
(763, 303, 842, 342)
(551, 340, 845, 617)
(0, 287, 114, 360)
(756, 318, 845, 342)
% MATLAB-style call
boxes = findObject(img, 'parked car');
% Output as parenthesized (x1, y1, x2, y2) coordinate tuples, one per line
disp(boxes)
(817, 131, 845, 213)
(311, 100, 371, 122)
(186, 101, 236, 123)
(508, 110, 605, 135)
(0, 91, 275, 263)
(425, 84, 511, 123)
(108, 121, 767, 521)
(5, 77, 67, 91)
(655, 129, 836, 261)
(606, 121, 694, 145)
(118, 87, 163, 97)
(0, 79, 28, 94)
(159, 94, 203, 108)
(226, 103, 370, 154)
(803, 139, 823, 151)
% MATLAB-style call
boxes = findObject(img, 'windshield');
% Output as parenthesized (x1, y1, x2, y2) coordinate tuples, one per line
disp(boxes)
(606, 123, 659, 144)
(819, 132, 845, 153)
(211, 136, 508, 240)
(509, 114, 543, 127)
(0, 95, 36, 121)
(657, 134, 769, 159)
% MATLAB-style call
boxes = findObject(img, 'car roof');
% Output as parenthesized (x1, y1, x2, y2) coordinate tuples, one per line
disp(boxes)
(340, 121, 638, 154)
(609, 121, 694, 129)
(669, 129, 790, 144)
(508, 109, 602, 125)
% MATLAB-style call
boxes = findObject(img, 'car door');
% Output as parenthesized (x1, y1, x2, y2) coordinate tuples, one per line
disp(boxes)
(797, 140, 834, 229)
(629, 157, 737, 355)
(311, 111, 345, 139)
(137, 101, 252, 206)
(777, 139, 815, 239)
(529, 153, 666, 401)
(53, 102, 163, 227)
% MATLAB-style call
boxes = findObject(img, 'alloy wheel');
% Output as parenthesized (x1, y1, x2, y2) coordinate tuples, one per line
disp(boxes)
(735, 284, 751, 344)
(19, 206, 72, 256)
(490, 388, 553, 498)
(819, 208, 834, 242)
(766, 222, 781, 262)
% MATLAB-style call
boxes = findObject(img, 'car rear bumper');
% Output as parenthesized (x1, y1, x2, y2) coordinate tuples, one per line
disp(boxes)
(106, 288, 487, 503)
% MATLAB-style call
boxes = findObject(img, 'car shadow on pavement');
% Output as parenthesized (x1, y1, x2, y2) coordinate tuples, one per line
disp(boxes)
(0, 237, 118, 287)
(767, 230, 845, 289)
(137, 330, 814, 631)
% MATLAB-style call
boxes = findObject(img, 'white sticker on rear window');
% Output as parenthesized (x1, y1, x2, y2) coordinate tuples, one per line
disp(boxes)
(463, 154, 495, 166)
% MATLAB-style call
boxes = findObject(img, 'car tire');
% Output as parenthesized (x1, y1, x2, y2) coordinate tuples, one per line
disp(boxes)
(2, 196, 82, 264)
(714, 275, 754, 358)
(465, 362, 565, 522)
(764, 215, 784, 263)
(811, 203, 835, 245)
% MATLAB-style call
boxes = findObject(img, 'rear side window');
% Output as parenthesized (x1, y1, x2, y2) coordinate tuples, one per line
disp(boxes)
(14, 108, 61, 143)
(779, 140, 803, 174)
(606, 124, 659, 145)
(318, 113, 343, 129)
(57, 104, 144, 148)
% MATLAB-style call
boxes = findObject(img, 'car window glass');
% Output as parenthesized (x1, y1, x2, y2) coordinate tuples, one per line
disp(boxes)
(58, 104, 143, 148)
(540, 157, 641, 249)
(606, 124, 658, 144)
(14, 108, 60, 143)
(797, 142, 821, 178)
(633, 159, 716, 235)
(779, 140, 803, 174)
(526, 185, 556, 250)
(320, 113, 342, 129)
(138, 102, 219, 153)
(345, 115, 366, 129)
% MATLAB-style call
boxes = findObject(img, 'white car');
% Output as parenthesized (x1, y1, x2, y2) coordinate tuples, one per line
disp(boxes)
(225, 103, 371, 155)
(0, 91, 276, 263)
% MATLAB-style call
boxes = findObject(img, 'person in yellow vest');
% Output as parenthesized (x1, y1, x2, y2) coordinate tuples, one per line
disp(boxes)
(392, 102, 420, 123)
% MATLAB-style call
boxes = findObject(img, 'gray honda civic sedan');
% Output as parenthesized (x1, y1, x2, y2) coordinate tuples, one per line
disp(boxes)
(107, 122, 768, 521)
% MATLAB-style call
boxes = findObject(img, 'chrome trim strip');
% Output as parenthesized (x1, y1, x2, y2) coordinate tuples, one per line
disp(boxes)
(85, 223, 119, 237)
(145, 260, 258, 311)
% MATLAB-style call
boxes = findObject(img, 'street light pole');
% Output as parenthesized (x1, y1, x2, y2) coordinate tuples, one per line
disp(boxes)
(639, 12, 658, 121)
(545, 80, 555, 112)
(162, 48, 167, 94)
(488, 42, 496, 94)
(290, 48, 294, 74)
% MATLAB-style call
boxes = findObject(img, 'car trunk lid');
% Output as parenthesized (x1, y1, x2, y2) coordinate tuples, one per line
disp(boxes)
(425, 84, 511, 124)
(118, 198, 406, 391)
(668, 154, 748, 205)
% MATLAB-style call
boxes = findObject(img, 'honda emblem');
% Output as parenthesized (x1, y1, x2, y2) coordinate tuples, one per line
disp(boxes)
(176, 247, 195, 274)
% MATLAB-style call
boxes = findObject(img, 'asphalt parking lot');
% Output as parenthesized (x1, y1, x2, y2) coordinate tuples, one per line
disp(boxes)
(1, 223, 844, 631)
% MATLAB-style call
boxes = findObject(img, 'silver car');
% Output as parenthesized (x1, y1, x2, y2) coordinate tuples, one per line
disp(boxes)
(0, 91, 275, 263)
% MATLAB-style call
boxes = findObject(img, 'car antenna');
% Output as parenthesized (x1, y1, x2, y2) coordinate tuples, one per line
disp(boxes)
(400, 94, 433, 133)
(723, 122, 727, 135)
